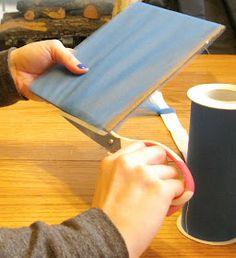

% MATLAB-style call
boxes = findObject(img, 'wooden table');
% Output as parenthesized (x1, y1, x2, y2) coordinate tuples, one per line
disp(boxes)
(0, 55, 236, 257)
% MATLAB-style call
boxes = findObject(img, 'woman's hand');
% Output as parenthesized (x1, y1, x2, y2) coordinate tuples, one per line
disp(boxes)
(9, 39, 88, 100)
(93, 142, 184, 258)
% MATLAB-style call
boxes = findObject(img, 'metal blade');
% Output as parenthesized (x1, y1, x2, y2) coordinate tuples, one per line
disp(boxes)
(64, 116, 121, 153)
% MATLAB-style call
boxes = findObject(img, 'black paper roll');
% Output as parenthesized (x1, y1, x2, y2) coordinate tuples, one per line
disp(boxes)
(177, 84, 236, 245)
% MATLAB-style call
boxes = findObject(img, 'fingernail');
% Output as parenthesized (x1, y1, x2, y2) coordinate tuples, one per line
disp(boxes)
(77, 63, 89, 69)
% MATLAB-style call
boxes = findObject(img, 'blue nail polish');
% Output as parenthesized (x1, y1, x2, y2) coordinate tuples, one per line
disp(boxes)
(77, 63, 88, 69)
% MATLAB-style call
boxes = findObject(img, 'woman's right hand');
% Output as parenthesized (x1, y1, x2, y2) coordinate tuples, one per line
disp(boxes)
(92, 141, 184, 258)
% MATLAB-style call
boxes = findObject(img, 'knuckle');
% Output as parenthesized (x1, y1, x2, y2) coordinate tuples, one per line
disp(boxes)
(163, 181, 181, 199)
(114, 154, 140, 178)
(155, 146, 167, 160)
(166, 165, 178, 177)
(116, 155, 133, 170)
(145, 178, 160, 189)
(161, 183, 172, 195)
(147, 174, 163, 189)
(50, 39, 62, 47)
(171, 167, 179, 178)
(154, 183, 172, 199)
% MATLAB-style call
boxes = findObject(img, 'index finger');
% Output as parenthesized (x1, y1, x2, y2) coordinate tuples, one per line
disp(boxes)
(124, 144, 167, 165)
(108, 141, 146, 160)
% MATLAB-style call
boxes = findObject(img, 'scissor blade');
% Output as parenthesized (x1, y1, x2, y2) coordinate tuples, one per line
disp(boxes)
(64, 117, 121, 153)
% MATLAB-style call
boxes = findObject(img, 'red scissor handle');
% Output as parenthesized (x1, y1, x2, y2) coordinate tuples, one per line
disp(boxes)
(118, 134, 195, 216)
(144, 141, 194, 216)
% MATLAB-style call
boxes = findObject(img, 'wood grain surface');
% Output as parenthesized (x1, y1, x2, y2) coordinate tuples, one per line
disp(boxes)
(0, 54, 236, 257)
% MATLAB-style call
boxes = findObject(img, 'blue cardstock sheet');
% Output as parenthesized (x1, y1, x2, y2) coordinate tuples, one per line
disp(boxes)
(31, 2, 224, 132)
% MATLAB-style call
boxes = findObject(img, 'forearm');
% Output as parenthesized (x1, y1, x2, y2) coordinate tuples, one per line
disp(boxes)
(0, 208, 129, 258)
(0, 49, 25, 107)
(0, 47, 129, 257)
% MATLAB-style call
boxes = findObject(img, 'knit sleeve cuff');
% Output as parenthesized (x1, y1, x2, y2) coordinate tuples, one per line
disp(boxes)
(0, 48, 26, 107)
(62, 208, 129, 257)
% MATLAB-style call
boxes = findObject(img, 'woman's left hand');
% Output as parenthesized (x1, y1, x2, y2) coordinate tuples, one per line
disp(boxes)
(9, 39, 89, 100)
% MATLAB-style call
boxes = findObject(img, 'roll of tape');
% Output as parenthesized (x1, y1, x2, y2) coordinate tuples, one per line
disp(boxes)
(177, 84, 236, 245)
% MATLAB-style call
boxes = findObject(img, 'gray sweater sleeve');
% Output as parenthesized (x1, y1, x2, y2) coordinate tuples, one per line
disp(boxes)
(0, 208, 129, 258)
(0, 49, 26, 107)
(0, 49, 129, 257)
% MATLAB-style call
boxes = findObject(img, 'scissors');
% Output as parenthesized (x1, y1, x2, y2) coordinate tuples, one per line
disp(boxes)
(62, 110, 195, 216)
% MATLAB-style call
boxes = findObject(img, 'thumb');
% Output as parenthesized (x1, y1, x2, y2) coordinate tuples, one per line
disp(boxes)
(51, 40, 89, 74)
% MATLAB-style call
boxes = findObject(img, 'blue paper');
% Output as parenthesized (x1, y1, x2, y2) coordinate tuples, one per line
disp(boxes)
(31, 2, 224, 131)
